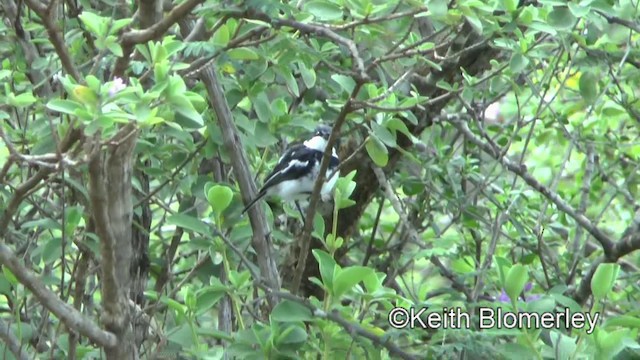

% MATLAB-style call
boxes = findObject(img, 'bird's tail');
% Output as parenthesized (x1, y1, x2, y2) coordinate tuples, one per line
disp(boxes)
(241, 191, 266, 215)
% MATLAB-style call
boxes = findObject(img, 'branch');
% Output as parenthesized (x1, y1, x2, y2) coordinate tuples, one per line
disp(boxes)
(22, 0, 81, 81)
(571, 257, 604, 305)
(0, 127, 81, 237)
(571, 208, 640, 304)
(87, 124, 139, 357)
(292, 82, 363, 294)
(137, 0, 162, 29)
(121, 0, 204, 45)
(595, 10, 640, 34)
(0, 318, 31, 360)
(88, 140, 122, 323)
(612, 209, 640, 259)
(0, 243, 117, 347)
(448, 117, 616, 259)
(3, 0, 53, 97)
(329, 8, 427, 31)
(113, 0, 204, 76)
(199, 65, 282, 304)
(237, 9, 369, 81)
(372, 166, 473, 300)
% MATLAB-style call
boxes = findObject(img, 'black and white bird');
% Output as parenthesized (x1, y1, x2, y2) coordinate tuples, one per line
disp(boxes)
(241, 125, 340, 215)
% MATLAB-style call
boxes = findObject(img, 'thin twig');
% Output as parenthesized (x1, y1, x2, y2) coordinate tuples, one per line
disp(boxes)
(449, 117, 616, 259)
(292, 82, 363, 294)
(372, 166, 472, 300)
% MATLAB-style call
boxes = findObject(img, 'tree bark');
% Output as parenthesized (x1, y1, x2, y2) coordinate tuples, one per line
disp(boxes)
(88, 124, 139, 359)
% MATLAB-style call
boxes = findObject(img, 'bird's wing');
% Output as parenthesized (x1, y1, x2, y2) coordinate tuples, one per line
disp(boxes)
(260, 145, 320, 191)
(329, 153, 339, 168)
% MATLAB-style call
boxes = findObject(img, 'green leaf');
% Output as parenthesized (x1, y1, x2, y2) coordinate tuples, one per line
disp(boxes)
(331, 74, 356, 94)
(228, 47, 259, 60)
(280, 68, 300, 97)
(503, 0, 517, 13)
(365, 135, 388, 167)
(510, 53, 529, 74)
(299, 63, 317, 89)
(196, 288, 225, 314)
(167, 324, 193, 347)
(386, 118, 412, 138)
(109, 18, 133, 34)
(604, 316, 640, 329)
(498, 343, 534, 358)
(579, 72, 599, 104)
(591, 263, 620, 300)
(547, 7, 576, 30)
(312, 213, 325, 241)
(463, 13, 483, 34)
(495, 256, 511, 289)
(2, 268, 17, 286)
(334, 169, 357, 209)
(271, 300, 313, 322)
(207, 185, 234, 214)
(305, 1, 343, 21)
(276, 325, 308, 345)
(170, 95, 204, 129)
(549, 331, 577, 360)
(42, 237, 63, 264)
(550, 294, 583, 314)
(78, 11, 105, 37)
(64, 206, 83, 234)
(46, 99, 82, 115)
(333, 266, 374, 297)
(371, 122, 396, 148)
(106, 40, 123, 57)
(568, 3, 590, 17)
(595, 329, 628, 358)
(428, 0, 448, 18)
(167, 213, 209, 234)
(213, 25, 230, 46)
(252, 93, 271, 123)
(312, 249, 337, 292)
(504, 264, 528, 302)
(11, 92, 37, 107)
(362, 271, 383, 293)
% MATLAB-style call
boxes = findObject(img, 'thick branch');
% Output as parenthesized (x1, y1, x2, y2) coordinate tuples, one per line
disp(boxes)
(137, 0, 162, 29)
(573, 208, 640, 302)
(200, 65, 281, 303)
(113, 0, 204, 76)
(121, 0, 204, 45)
(88, 124, 138, 358)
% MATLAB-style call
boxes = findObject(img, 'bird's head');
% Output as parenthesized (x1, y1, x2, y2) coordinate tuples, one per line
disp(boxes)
(309, 124, 340, 150)
(314, 125, 332, 140)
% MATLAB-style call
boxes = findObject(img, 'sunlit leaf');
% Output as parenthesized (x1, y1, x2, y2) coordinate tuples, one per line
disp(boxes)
(305, 1, 343, 20)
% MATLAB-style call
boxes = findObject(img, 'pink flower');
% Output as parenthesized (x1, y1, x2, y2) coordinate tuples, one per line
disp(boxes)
(109, 77, 126, 96)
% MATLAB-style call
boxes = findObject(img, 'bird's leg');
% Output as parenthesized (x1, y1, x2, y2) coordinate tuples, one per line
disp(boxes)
(295, 201, 306, 225)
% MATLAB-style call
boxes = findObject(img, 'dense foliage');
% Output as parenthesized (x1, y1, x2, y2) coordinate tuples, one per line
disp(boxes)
(1, 0, 640, 359)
